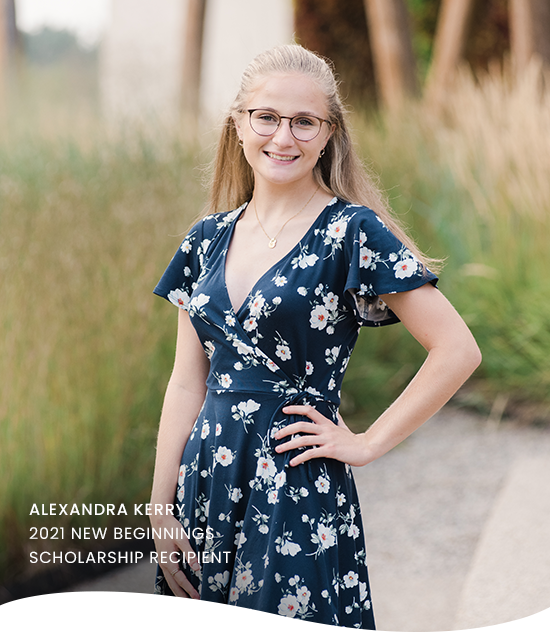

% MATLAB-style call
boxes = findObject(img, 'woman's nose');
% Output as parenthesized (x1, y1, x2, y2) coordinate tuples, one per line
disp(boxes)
(272, 118, 295, 146)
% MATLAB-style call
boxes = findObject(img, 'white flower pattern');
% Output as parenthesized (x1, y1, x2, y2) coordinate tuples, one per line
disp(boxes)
(153, 198, 437, 627)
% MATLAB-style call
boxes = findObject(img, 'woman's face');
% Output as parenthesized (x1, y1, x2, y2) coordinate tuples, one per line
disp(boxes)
(234, 73, 333, 191)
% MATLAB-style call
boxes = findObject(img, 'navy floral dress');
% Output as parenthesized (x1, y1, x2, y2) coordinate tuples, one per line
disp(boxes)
(153, 197, 437, 628)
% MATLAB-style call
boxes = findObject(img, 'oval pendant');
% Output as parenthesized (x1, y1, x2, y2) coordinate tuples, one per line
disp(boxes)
(268, 238, 277, 249)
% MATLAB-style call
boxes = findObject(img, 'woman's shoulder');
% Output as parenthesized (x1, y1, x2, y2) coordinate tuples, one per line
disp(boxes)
(326, 198, 386, 233)
(324, 199, 414, 264)
(194, 202, 247, 236)
(182, 202, 247, 251)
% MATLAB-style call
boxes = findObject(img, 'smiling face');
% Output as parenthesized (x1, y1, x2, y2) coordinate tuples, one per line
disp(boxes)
(234, 73, 334, 191)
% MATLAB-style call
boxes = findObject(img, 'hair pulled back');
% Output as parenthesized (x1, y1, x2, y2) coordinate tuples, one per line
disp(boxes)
(207, 44, 436, 269)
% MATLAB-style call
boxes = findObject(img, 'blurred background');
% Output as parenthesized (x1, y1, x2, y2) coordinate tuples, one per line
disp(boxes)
(1, 0, 550, 604)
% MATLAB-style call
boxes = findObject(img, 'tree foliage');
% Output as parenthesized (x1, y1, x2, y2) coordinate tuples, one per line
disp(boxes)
(22, 27, 97, 66)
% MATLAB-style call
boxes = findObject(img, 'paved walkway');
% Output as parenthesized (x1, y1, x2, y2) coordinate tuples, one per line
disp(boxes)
(354, 408, 550, 631)
(70, 407, 550, 631)
(453, 456, 550, 629)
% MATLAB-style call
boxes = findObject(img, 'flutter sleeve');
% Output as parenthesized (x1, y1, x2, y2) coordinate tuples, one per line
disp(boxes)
(153, 218, 208, 310)
(344, 206, 438, 327)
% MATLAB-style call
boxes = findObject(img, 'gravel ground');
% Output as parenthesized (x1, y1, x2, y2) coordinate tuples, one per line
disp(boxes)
(71, 406, 550, 632)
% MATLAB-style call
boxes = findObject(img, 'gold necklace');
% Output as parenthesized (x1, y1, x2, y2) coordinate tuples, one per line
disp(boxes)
(253, 185, 320, 249)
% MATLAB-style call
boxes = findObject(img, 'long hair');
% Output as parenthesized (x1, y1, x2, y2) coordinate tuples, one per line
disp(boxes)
(205, 44, 440, 271)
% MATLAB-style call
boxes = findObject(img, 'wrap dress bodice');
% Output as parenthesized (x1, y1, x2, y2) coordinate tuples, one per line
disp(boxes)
(153, 197, 437, 627)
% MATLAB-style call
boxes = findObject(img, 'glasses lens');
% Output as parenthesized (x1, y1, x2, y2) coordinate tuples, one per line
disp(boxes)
(249, 110, 324, 141)
(290, 116, 321, 141)
(249, 110, 280, 136)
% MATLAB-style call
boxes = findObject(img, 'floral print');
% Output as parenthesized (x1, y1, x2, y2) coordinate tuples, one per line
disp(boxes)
(153, 198, 437, 628)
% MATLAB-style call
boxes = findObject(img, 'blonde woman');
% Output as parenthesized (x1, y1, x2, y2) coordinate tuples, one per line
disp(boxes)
(150, 44, 481, 628)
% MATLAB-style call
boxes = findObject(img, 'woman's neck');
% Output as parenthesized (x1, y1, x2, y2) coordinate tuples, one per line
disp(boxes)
(250, 178, 324, 222)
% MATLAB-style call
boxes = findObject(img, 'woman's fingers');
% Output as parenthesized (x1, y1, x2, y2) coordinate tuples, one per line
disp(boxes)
(166, 575, 187, 598)
(154, 515, 201, 599)
(159, 550, 201, 599)
(166, 567, 200, 599)
(274, 405, 334, 463)
(336, 410, 347, 427)
(275, 421, 321, 440)
(281, 404, 328, 424)
(274, 404, 369, 467)
(275, 405, 328, 440)
(275, 432, 321, 453)
(174, 531, 201, 572)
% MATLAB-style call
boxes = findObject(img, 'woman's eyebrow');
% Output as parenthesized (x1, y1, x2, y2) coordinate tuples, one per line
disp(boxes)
(256, 107, 321, 117)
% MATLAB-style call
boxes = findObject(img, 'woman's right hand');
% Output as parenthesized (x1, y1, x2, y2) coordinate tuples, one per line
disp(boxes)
(150, 309, 210, 599)
(152, 514, 201, 599)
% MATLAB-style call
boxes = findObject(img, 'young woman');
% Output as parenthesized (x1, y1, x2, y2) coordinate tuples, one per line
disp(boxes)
(150, 44, 481, 628)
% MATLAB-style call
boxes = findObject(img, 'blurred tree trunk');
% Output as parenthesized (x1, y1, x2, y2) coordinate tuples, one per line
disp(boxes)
(294, 0, 376, 106)
(0, 2, 4, 87)
(181, 0, 207, 124)
(425, 0, 478, 104)
(0, 0, 20, 109)
(509, 0, 550, 72)
(363, 0, 418, 110)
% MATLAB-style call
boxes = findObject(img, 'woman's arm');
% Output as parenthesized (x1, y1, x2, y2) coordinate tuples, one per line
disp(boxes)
(275, 283, 482, 467)
(150, 307, 210, 598)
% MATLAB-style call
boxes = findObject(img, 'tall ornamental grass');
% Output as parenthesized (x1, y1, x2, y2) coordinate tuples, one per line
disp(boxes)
(0, 122, 205, 582)
(345, 62, 550, 423)
(1, 62, 549, 586)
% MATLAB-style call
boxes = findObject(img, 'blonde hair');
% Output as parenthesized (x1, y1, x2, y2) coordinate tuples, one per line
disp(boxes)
(206, 44, 439, 271)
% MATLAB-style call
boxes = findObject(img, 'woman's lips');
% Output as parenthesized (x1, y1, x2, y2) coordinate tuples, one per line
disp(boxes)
(264, 152, 299, 162)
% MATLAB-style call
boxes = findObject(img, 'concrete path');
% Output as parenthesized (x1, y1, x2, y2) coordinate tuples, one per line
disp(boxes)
(454, 456, 550, 629)
(354, 408, 550, 631)
(70, 407, 550, 632)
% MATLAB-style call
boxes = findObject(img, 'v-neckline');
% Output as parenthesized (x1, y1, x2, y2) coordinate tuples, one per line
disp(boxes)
(223, 198, 336, 316)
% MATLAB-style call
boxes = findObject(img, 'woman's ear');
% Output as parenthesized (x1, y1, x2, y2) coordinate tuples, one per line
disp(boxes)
(320, 123, 336, 152)
(233, 115, 243, 143)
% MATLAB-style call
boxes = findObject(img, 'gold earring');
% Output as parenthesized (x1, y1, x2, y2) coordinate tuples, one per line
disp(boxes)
(319, 148, 325, 158)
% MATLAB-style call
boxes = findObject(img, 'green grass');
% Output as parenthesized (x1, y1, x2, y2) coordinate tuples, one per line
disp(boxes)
(345, 62, 550, 423)
(0, 122, 205, 581)
(1, 61, 549, 585)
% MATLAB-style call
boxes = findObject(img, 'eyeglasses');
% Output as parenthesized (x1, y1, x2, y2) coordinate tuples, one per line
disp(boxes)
(247, 109, 331, 142)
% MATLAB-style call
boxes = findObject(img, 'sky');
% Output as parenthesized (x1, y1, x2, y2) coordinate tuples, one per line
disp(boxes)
(15, 0, 111, 47)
